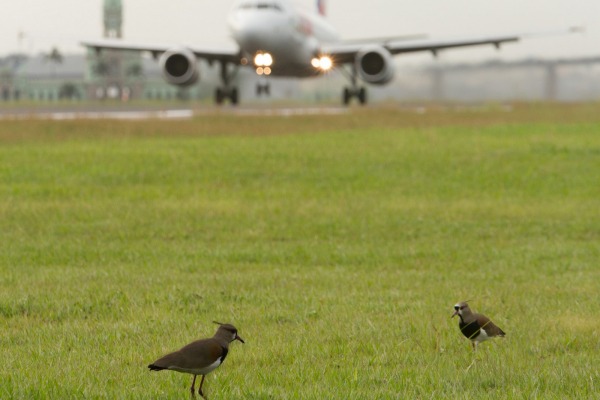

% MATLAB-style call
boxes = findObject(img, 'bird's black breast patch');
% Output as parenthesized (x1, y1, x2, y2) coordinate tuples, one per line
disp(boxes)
(220, 346, 229, 363)
(459, 321, 481, 340)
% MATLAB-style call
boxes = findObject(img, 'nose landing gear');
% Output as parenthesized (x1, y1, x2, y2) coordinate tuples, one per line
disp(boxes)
(256, 79, 271, 96)
(215, 87, 239, 105)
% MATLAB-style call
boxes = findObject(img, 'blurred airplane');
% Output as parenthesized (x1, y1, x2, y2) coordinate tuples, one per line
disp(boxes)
(82, 0, 577, 105)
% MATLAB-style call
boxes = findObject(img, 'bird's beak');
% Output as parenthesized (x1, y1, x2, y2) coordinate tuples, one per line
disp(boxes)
(235, 334, 245, 344)
(451, 309, 459, 318)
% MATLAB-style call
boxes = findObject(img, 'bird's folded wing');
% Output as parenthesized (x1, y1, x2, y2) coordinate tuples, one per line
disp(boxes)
(476, 314, 505, 336)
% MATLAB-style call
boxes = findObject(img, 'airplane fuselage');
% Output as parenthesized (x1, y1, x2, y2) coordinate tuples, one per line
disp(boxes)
(228, 0, 339, 77)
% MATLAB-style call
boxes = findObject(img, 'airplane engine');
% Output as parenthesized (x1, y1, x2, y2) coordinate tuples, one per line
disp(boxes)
(159, 48, 199, 86)
(355, 46, 395, 85)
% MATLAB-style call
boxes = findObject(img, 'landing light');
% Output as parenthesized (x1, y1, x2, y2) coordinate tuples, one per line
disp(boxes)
(256, 67, 272, 76)
(311, 56, 333, 71)
(254, 52, 273, 67)
(263, 54, 273, 67)
(320, 56, 333, 70)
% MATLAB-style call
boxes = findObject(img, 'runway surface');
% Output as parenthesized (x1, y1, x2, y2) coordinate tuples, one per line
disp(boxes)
(0, 106, 349, 120)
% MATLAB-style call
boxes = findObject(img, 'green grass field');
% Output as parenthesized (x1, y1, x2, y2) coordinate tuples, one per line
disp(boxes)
(1, 104, 599, 399)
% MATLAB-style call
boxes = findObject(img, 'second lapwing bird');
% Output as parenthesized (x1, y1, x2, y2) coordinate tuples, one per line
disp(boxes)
(148, 322, 244, 399)
(452, 301, 505, 351)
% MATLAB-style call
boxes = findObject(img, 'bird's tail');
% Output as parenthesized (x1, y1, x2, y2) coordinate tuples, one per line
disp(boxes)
(148, 364, 167, 371)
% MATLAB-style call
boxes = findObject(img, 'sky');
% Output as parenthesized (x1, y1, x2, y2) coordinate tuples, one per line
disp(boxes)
(0, 0, 598, 64)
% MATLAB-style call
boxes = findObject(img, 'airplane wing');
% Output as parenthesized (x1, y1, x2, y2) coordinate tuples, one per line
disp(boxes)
(81, 39, 240, 64)
(323, 35, 519, 64)
(322, 29, 579, 64)
(338, 34, 428, 45)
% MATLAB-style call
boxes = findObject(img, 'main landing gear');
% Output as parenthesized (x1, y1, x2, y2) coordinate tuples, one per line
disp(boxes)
(214, 61, 239, 105)
(215, 87, 238, 105)
(340, 65, 367, 106)
(343, 87, 366, 105)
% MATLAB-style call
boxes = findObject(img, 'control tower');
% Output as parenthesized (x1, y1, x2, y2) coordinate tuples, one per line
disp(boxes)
(104, 0, 123, 38)
(87, 0, 143, 100)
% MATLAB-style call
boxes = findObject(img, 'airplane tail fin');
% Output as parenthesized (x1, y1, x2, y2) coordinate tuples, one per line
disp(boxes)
(317, 0, 326, 16)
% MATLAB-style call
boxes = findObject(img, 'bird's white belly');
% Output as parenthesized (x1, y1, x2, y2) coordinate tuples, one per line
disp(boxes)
(474, 328, 490, 343)
(169, 358, 222, 375)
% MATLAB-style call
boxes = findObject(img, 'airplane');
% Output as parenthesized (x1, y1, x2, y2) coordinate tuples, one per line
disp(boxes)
(82, 0, 577, 105)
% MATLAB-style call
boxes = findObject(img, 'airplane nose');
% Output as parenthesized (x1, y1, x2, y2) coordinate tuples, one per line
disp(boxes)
(231, 13, 286, 53)
(236, 23, 270, 49)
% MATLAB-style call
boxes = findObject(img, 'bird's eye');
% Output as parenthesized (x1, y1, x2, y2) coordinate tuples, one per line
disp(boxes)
(460, 306, 465, 310)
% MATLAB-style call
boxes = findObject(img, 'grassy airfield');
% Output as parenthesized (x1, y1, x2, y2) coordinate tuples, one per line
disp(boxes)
(1, 103, 599, 399)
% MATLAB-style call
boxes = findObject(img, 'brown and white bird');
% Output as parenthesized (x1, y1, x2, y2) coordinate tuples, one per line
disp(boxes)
(452, 301, 505, 350)
(148, 322, 244, 398)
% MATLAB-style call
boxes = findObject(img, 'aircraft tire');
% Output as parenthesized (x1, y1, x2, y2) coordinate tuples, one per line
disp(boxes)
(342, 88, 351, 105)
(215, 88, 224, 105)
(231, 88, 239, 105)
(358, 87, 367, 105)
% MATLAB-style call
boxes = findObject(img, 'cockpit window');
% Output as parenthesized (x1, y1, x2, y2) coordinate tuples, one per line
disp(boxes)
(238, 2, 282, 11)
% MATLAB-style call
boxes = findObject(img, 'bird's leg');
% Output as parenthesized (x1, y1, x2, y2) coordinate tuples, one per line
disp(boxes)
(472, 342, 478, 352)
(198, 375, 207, 399)
(190, 375, 197, 397)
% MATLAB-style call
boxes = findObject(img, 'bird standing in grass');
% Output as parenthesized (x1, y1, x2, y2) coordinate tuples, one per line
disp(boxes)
(148, 322, 244, 399)
(452, 301, 505, 351)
